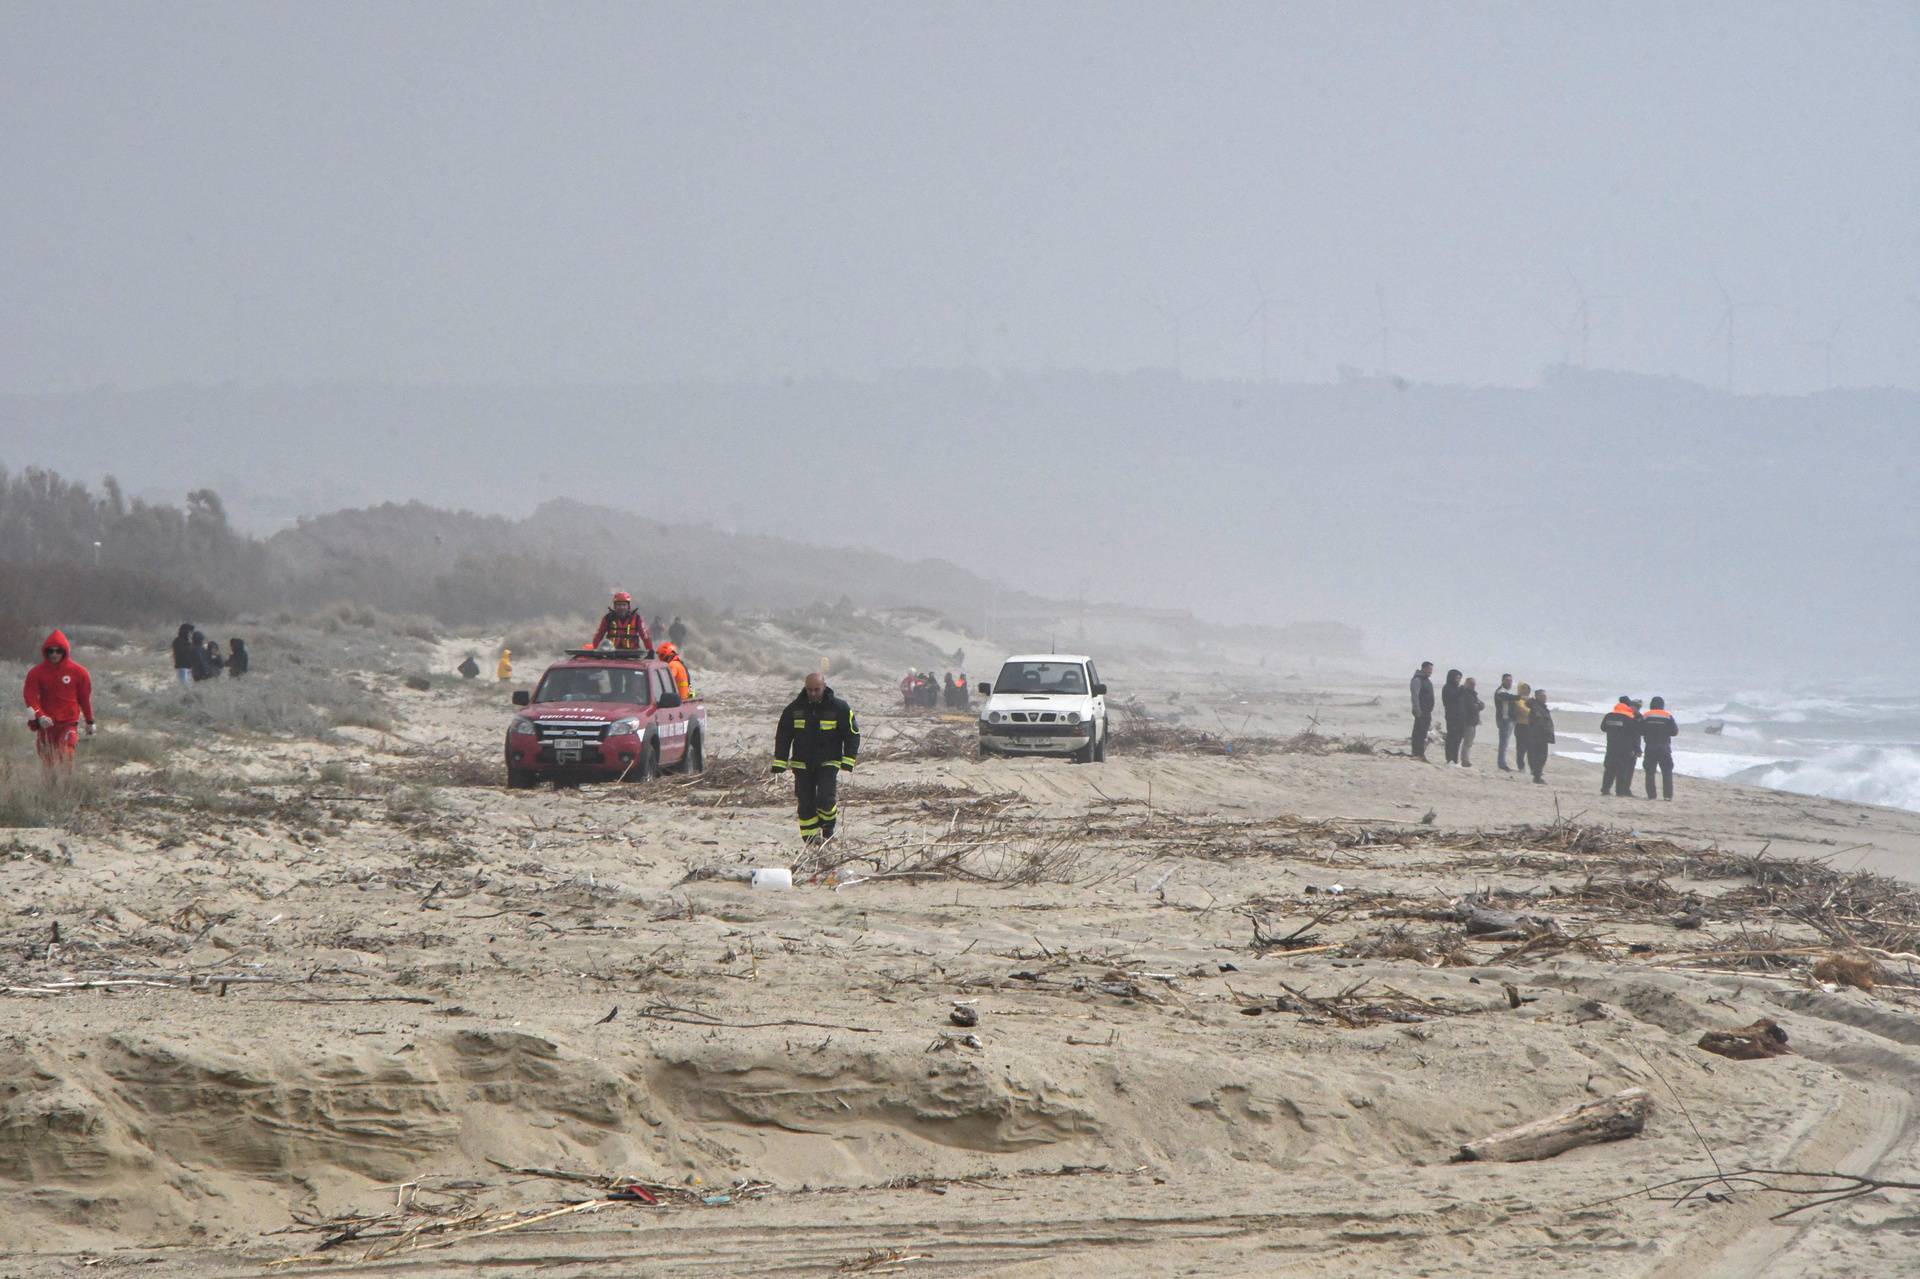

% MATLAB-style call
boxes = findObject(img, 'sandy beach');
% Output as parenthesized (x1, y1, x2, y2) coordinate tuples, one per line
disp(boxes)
(5, 632, 1920, 1278)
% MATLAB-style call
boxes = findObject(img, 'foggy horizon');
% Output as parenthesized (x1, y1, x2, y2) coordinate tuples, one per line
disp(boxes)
(4, 2, 1918, 686)
(5, 3, 1917, 395)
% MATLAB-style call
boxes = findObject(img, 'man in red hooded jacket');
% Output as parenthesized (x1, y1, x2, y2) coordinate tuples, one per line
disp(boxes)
(23, 630, 94, 772)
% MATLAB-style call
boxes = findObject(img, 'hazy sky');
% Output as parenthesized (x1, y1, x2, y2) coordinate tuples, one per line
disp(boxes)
(4, 1, 1917, 394)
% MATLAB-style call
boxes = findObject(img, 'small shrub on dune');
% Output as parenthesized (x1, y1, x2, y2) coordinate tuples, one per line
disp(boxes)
(0, 755, 113, 830)
(126, 669, 394, 739)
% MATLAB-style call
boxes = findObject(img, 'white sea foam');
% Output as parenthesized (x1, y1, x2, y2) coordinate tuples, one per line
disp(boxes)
(1730, 746, 1920, 814)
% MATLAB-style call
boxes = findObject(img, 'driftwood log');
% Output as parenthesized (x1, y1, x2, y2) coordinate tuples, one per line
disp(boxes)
(1453, 1087, 1653, 1163)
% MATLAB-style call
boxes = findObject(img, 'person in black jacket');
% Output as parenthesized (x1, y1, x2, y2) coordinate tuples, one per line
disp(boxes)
(189, 630, 214, 682)
(1640, 696, 1679, 800)
(171, 623, 198, 687)
(1492, 674, 1518, 770)
(1457, 676, 1485, 767)
(457, 653, 481, 679)
(1409, 662, 1435, 759)
(227, 638, 250, 677)
(1440, 669, 1466, 764)
(772, 673, 861, 844)
(1599, 695, 1642, 796)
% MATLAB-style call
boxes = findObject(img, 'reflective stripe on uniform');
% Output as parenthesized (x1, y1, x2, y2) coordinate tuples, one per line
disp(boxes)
(819, 719, 837, 729)
(771, 758, 790, 770)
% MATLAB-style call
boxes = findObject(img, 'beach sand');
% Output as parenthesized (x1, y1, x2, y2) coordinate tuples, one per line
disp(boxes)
(5, 641, 1920, 1277)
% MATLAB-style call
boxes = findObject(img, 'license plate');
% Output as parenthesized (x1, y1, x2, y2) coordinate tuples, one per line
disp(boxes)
(555, 742, 582, 761)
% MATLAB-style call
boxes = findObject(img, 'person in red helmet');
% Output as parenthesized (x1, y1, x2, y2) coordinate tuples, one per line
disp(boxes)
(23, 630, 95, 775)
(589, 590, 653, 655)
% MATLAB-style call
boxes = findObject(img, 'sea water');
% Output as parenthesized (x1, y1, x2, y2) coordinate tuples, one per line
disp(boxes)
(1551, 687, 1920, 814)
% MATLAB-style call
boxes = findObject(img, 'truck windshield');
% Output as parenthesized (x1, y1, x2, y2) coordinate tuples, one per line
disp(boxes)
(993, 661, 1088, 695)
(533, 667, 651, 705)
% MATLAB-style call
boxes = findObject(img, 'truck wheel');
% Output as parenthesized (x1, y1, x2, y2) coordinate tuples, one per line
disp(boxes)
(631, 739, 659, 782)
(506, 765, 537, 790)
(1093, 725, 1108, 762)
(679, 730, 704, 775)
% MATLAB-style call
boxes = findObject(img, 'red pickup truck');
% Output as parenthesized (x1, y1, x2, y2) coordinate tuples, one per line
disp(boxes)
(504, 650, 706, 787)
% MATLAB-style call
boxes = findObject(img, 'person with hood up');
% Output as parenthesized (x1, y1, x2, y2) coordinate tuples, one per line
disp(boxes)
(1640, 696, 1680, 800)
(457, 653, 481, 679)
(1440, 669, 1466, 764)
(188, 630, 214, 681)
(1525, 689, 1556, 783)
(205, 638, 225, 677)
(496, 649, 513, 681)
(1599, 695, 1642, 797)
(772, 672, 860, 845)
(1409, 661, 1436, 760)
(171, 623, 198, 686)
(227, 637, 249, 677)
(23, 631, 95, 774)
(658, 641, 692, 700)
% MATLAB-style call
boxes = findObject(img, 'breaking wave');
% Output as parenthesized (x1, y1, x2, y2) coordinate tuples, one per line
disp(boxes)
(1730, 746, 1920, 814)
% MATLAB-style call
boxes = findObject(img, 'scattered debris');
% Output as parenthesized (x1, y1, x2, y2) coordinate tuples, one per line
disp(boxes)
(1699, 1018, 1793, 1060)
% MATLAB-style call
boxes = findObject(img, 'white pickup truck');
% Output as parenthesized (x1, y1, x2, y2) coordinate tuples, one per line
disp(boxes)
(976, 653, 1109, 763)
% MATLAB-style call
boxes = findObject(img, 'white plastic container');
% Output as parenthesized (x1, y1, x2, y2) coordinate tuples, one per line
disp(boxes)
(751, 867, 794, 891)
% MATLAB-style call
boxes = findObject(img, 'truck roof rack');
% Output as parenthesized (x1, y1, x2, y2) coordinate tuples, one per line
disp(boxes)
(561, 648, 654, 661)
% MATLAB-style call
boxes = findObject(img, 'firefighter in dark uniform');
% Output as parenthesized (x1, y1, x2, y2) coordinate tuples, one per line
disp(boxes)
(589, 590, 653, 654)
(1640, 696, 1679, 800)
(772, 672, 861, 844)
(1599, 695, 1642, 797)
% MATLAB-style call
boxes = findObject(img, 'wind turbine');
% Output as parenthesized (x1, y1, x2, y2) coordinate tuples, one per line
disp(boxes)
(1805, 316, 1844, 391)
(1144, 295, 1200, 375)
(1710, 275, 1769, 393)
(1245, 274, 1276, 381)
(1373, 284, 1412, 377)
(1565, 270, 1619, 368)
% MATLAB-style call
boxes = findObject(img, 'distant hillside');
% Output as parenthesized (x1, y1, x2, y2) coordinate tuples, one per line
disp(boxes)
(266, 497, 1051, 624)
(6, 367, 1914, 675)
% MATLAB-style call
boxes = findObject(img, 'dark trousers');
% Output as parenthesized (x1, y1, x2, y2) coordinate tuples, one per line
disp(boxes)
(1602, 748, 1638, 796)
(1411, 714, 1431, 758)
(1526, 737, 1549, 780)
(1644, 752, 1674, 799)
(1443, 723, 1465, 763)
(793, 766, 840, 843)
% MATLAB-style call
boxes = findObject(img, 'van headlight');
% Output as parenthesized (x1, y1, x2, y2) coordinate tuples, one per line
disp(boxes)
(1067, 711, 1081, 724)
(989, 711, 1003, 724)
(610, 717, 641, 736)
(511, 719, 537, 738)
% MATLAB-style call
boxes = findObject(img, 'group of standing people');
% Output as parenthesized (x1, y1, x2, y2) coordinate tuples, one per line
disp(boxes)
(172, 623, 248, 684)
(900, 670, 970, 711)
(1410, 663, 1679, 795)
(1600, 695, 1681, 800)
(1409, 663, 1556, 783)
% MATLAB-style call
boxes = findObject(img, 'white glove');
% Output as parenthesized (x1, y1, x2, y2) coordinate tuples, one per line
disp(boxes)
(34, 715, 52, 729)
(85, 722, 95, 736)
